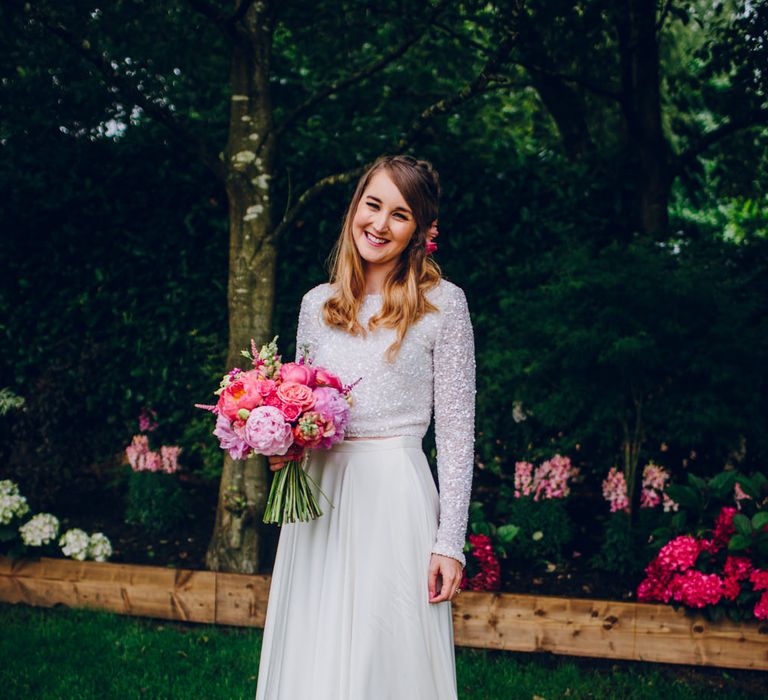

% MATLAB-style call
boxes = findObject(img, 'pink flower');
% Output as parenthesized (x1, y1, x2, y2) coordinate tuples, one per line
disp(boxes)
(514, 461, 534, 498)
(257, 378, 277, 397)
(159, 445, 182, 474)
(656, 535, 701, 572)
(602, 467, 629, 513)
(276, 381, 316, 412)
(533, 454, 578, 501)
(734, 482, 752, 504)
(279, 362, 316, 386)
(669, 570, 723, 608)
(426, 219, 439, 255)
(750, 569, 768, 592)
(754, 591, 768, 620)
(243, 406, 294, 456)
(460, 534, 501, 591)
(713, 507, 737, 548)
(292, 411, 335, 449)
(724, 555, 753, 581)
(722, 576, 741, 602)
(312, 387, 350, 448)
(315, 367, 344, 392)
(126, 435, 150, 470)
(213, 413, 251, 460)
(138, 407, 158, 433)
(216, 372, 264, 421)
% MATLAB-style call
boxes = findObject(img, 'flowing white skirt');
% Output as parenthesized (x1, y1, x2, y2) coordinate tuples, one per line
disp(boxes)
(254, 435, 458, 700)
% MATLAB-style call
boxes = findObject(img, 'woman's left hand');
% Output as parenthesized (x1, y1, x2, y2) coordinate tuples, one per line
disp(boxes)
(428, 553, 464, 604)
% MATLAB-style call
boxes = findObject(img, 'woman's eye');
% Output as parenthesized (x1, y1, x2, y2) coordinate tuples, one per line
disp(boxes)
(394, 213, 407, 220)
(366, 201, 379, 210)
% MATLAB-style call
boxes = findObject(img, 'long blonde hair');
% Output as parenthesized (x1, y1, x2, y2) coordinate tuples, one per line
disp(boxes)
(324, 155, 442, 362)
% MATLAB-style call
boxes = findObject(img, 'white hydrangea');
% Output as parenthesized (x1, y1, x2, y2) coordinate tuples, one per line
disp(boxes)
(88, 532, 113, 562)
(59, 528, 90, 560)
(19, 513, 60, 546)
(0, 479, 30, 525)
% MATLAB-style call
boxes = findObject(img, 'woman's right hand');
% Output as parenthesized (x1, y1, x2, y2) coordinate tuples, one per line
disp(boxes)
(267, 454, 292, 471)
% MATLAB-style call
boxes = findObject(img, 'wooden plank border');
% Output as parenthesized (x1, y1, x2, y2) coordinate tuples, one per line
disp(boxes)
(1, 556, 766, 670)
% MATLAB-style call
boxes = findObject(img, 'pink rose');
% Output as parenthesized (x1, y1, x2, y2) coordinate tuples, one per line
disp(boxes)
(280, 362, 316, 386)
(276, 381, 316, 411)
(314, 367, 344, 391)
(279, 402, 302, 422)
(257, 378, 277, 397)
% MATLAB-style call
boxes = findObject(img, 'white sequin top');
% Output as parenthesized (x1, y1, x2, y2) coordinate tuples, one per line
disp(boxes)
(295, 278, 476, 566)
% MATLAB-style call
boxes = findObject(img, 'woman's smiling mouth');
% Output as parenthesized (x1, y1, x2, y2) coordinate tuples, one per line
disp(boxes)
(364, 231, 389, 246)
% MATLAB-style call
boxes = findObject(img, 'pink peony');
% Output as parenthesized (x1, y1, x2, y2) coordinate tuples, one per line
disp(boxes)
(213, 413, 251, 460)
(243, 406, 294, 456)
(216, 373, 264, 421)
(280, 362, 317, 386)
(276, 381, 316, 412)
(315, 367, 344, 392)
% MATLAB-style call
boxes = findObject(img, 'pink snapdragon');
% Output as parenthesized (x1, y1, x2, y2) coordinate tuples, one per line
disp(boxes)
(138, 407, 158, 433)
(533, 454, 578, 501)
(514, 461, 534, 498)
(602, 467, 629, 513)
(125, 435, 182, 473)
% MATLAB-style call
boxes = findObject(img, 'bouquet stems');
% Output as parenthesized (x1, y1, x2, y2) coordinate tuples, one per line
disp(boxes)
(263, 452, 334, 524)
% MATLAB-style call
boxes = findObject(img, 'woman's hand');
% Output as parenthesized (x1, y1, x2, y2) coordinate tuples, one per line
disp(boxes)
(428, 553, 464, 604)
(267, 454, 292, 471)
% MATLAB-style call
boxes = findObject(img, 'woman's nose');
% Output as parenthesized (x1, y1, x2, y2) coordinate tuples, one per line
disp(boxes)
(371, 211, 389, 233)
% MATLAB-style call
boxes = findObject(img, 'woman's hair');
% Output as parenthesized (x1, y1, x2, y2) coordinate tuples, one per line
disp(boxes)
(324, 154, 443, 362)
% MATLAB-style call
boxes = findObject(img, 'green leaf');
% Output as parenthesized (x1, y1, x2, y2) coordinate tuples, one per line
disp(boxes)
(733, 513, 752, 536)
(497, 524, 521, 543)
(736, 475, 759, 499)
(665, 484, 700, 510)
(671, 511, 687, 531)
(728, 534, 751, 551)
(752, 512, 768, 531)
(709, 471, 737, 498)
(687, 473, 707, 491)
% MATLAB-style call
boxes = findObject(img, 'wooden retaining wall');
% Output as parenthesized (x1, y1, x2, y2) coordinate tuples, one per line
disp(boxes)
(1, 555, 766, 671)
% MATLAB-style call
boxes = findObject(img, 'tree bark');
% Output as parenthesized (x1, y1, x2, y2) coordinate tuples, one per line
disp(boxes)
(205, 4, 277, 573)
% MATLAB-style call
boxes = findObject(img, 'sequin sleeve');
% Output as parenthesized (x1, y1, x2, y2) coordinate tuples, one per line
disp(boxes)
(430, 284, 476, 567)
(295, 290, 320, 363)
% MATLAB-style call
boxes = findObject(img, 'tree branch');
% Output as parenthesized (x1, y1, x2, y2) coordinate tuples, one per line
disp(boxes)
(269, 0, 451, 146)
(673, 107, 768, 175)
(656, 0, 673, 33)
(257, 3, 526, 256)
(16, 2, 225, 182)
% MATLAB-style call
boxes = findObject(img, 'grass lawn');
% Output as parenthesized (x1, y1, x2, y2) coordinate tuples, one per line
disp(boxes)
(1, 602, 764, 699)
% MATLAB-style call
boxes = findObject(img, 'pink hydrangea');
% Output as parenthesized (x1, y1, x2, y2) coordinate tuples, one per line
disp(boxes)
(656, 535, 701, 572)
(724, 555, 753, 581)
(712, 507, 737, 548)
(750, 569, 768, 592)
(754, 591, 768, 621)
(637, 561, 674, 603)
(460, 534, 501, 592)
(669, 570, 723, 608)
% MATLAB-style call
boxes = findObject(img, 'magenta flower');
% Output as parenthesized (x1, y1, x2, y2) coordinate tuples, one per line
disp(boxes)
(213, 413, 251, 460)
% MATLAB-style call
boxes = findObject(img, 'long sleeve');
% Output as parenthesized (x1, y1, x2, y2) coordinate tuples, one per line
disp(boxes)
(295, 291, 320, 363)
(430, 285, 476, 567)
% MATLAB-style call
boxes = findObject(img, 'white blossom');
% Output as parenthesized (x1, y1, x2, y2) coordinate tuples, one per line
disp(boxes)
(59, 528, 90, 561)
(0, 479, 30, 524)
(87, 532, 113, 562)
(19, 513, 60, 547)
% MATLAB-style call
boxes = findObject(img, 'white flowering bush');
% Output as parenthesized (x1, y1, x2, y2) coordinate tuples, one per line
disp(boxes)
(0, 479, 30, 526)
(0, 479, 113, 562)
(59, 528, 90, 560)
(19, 513, 60, 547)
(87, 532, 113, 562)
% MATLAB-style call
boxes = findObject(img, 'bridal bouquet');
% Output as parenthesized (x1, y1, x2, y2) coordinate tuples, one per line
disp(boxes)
(196, 337, 354, 524)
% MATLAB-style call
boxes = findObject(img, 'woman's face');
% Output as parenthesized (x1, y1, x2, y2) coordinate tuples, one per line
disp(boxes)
(351, 169, 418, 273)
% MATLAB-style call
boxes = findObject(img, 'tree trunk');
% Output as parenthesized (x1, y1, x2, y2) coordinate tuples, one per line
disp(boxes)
(616, 0, 673, 236)
(206, 6, 277, 574)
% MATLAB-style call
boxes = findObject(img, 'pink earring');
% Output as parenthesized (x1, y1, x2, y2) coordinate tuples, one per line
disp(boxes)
(426, 220, 439, 255)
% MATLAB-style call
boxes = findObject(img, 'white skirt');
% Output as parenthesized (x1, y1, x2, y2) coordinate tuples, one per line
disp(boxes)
(255, 435, 458, 700)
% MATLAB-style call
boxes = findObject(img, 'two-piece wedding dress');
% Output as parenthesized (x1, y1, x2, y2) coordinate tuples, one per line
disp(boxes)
(255, 278, 476, 700)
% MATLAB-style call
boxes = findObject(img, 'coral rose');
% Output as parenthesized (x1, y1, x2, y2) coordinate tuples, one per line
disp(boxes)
(276, 381, 316, 412)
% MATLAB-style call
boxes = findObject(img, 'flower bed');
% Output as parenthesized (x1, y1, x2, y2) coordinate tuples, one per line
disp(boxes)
(1, 555, 766, 671)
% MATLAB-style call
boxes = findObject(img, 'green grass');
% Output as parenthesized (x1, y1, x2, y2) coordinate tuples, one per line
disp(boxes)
(1, 603, 763, 699)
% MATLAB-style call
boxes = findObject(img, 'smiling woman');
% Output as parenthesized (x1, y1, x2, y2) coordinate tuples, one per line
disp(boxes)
(256, 155, 475, 700)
